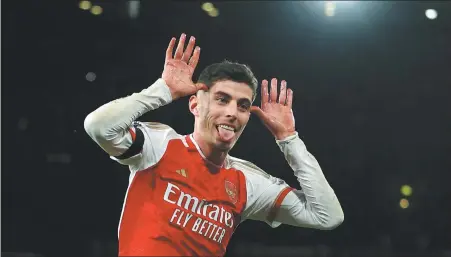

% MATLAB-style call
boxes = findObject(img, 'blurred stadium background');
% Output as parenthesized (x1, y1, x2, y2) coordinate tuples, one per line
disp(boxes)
(2, 1, 451, 256)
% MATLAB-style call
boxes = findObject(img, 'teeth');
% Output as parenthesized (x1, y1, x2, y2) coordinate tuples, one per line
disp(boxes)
(218, 125, 235, 131)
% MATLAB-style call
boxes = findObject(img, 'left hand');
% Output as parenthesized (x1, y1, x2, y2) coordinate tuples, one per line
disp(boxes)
(251, 78, 296, 140)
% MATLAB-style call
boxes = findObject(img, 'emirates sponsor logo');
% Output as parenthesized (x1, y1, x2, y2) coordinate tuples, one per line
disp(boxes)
(163, 182, 235, 243)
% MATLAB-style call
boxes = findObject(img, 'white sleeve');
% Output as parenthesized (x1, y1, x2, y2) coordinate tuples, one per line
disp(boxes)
(240, 168, 291, 227)
(241, 133, 344, 230)
(110, 122, 180, 173)
(84, 78, 173, 172)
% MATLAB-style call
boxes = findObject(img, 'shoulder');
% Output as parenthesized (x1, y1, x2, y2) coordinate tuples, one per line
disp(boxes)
(135, 121, 184, 142)
(227, 155, 284, 184)
(128, 121, 187, 171)
(227, 155, 290, 225)
(136, 121, 178, 133)
(226, 156, 287, 197)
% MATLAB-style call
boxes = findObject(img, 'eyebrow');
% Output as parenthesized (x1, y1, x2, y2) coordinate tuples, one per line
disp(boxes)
(214, 91, 252, 105)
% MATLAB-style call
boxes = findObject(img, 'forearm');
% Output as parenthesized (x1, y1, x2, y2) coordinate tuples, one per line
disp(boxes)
(276, 133, 344, 229)
(84, 78, 172, 156)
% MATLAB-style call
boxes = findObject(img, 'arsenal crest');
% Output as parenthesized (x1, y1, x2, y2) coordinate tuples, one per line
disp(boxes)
(224, 180, 238, 204)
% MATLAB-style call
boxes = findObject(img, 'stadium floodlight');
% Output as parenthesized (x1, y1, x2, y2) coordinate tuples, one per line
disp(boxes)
(425, 9, 438, 20)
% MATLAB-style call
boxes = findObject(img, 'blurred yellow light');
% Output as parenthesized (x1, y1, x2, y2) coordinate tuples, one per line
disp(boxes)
(399, 198, 409, 209)
(79, 1, 91, 10)
(207, 8, 219, 17)
(90, 5, 103, 15)
(324, 1, 336, 17)
(325, 8, 335, 17)
(201, 2, 214, 12)
(400, 185, 413, 196)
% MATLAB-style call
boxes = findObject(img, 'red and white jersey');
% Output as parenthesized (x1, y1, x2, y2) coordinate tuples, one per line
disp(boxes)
(113, 122, 293, 256)
(84, 78, 344, 257)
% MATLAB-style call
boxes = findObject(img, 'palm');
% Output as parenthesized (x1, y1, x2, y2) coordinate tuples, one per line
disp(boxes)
(161, 34, 205, 100)
(260, 100, 295, 134)
(251, 79, 296, 140)
(162, 59, 197, 96)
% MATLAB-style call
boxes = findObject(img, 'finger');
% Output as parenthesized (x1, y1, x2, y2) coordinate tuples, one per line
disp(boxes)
(270, 78, 278, 103)
(250, 106, 274, 129)
(165, 37, 176, 62)
(174, 33, 186, 60)
(195, 82, 208, 92)
(261, 80, 269, 108)
(286, 88, 293, 108)
(188, 46, 201, 69)
(278, 80, 287, 104)
(182, 36, 196, 63)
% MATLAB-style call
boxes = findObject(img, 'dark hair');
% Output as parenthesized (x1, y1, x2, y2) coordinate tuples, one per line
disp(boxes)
(197, 60, 258, 101)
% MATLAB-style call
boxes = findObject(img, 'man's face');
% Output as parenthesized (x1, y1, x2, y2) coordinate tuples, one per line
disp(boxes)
(192, 80, 253, 151)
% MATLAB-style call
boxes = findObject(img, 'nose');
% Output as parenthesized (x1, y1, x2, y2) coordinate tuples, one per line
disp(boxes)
(224, 101, 238, 119)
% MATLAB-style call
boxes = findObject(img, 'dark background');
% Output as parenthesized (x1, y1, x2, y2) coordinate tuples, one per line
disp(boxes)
(2, 1, 451, 256)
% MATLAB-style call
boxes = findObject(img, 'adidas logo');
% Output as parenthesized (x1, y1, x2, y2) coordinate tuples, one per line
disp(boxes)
(176, 169, 187, 177)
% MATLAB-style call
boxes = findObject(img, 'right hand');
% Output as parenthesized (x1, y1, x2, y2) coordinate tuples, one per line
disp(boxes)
(162, 33, 207, 100)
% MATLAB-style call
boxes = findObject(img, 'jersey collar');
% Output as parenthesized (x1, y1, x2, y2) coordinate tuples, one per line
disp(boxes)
(185, 134, 229, 168)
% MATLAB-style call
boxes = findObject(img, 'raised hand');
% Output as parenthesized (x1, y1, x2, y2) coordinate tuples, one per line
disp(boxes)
(251, 78, 296, 140)
(162, 33, 207, 100)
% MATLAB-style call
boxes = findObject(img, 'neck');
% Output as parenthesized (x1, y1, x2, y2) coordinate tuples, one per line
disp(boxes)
(192, 132, 228, 167)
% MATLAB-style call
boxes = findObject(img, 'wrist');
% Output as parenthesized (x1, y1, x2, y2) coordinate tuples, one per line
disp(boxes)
(159, 78, 179, 101)
(168, 87, 180, 101)
(144, 78, 173, 104)
(274, 131, 297, 141)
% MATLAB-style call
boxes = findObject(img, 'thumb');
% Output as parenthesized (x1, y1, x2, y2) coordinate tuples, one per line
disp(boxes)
(250, 106, 267, 121)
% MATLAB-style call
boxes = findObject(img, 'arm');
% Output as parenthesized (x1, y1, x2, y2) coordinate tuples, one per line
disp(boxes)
(273, 133, 343, 229)
(83, 79, 172, 168)
(84, 33, 205, 171)
(240, 135, 343, 230)
(247, 78, 343, 229)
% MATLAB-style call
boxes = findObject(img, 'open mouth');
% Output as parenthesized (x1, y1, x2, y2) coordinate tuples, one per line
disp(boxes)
(216, 124, 236, 142)
(216, 124, 236, 132)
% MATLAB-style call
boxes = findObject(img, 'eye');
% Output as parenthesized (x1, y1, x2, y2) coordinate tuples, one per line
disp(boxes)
(216, 96, 228, 104)
(239, 103, 250, 111)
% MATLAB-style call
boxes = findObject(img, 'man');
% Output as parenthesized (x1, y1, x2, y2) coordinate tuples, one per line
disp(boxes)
(84, 33, 344, 256)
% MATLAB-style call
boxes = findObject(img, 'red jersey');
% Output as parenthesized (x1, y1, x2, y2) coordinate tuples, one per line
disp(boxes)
(108, 122, 297, 256)
(119, 133, 247, 256)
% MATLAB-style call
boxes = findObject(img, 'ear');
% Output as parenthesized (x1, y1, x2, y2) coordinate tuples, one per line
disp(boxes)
(189, 94, 199, 116)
